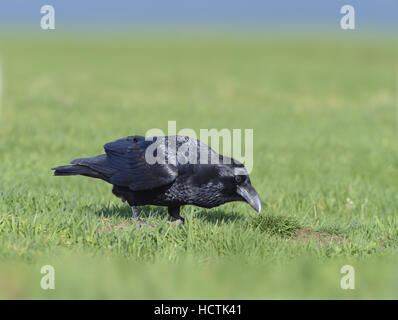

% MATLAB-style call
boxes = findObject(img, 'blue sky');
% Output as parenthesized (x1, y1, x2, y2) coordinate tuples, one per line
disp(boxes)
(0, 0, 397, 34)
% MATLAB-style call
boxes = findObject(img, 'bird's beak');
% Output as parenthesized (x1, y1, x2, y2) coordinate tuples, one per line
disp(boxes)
(237, 185, 261, 214)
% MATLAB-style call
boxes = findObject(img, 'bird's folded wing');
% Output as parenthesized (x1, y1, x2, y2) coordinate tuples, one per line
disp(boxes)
(104, 137, 178, 191)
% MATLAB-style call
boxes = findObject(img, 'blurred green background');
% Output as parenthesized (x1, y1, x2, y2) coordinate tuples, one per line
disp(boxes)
(0, 36, 397, 299)
(0, 0, 398, 299)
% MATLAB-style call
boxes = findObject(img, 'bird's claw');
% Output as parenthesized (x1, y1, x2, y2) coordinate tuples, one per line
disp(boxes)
(134, 218, 155, 229)
(169, 219, 184, 227)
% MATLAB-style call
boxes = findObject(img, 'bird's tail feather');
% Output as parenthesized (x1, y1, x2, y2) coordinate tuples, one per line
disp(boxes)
(52, 165, 104, 179)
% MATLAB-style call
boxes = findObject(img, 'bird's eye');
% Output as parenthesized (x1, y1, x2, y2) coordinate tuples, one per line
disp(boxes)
(234, 175, 243, 183)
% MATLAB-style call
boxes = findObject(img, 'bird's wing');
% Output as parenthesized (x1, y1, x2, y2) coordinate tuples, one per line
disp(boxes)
(104, 136, 178, 191)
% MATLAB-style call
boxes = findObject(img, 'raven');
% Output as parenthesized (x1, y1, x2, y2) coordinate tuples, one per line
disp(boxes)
(52, 135, 261, 224)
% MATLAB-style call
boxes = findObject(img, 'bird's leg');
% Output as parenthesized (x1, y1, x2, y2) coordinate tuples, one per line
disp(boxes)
(131, 205, 143, 225)
(130, 205, 154, 229)
(168, 206, 185, 225)
(131, 206, 138, 219)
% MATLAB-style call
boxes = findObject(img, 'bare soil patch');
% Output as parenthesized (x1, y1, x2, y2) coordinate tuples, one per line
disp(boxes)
(291, 228, 349, 247)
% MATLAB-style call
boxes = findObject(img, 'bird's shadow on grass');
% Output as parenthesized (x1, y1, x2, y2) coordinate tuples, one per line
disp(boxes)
(192, 209, 243, 224)
(92, 204, 243, 225)
(94, 204, 168, 220)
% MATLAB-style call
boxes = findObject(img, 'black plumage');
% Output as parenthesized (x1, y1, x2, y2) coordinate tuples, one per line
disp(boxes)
(52, 135, 261, 224)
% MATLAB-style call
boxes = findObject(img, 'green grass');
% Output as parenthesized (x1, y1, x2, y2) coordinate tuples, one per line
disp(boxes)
(0, 35, 397, 299)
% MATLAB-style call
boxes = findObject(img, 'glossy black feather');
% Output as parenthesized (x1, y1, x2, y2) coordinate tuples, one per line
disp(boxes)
(52, 135, 261, 222)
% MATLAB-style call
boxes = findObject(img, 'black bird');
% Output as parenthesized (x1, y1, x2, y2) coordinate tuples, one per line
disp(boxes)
(52, 135, 261, 224)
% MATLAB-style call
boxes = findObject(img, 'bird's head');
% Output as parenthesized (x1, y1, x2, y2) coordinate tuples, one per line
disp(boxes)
(218, 158, 261, 214)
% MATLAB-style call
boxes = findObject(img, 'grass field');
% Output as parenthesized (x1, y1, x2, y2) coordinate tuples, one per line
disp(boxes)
(0, 35, 397, 299)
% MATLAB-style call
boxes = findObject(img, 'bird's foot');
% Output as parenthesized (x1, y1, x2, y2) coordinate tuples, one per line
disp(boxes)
(169, 219, 184, 227)
(133, 218, 155, 229)
(167, 206, 185, 226)
(130, 206, 155, 229)
(168, 216, 185, 227)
